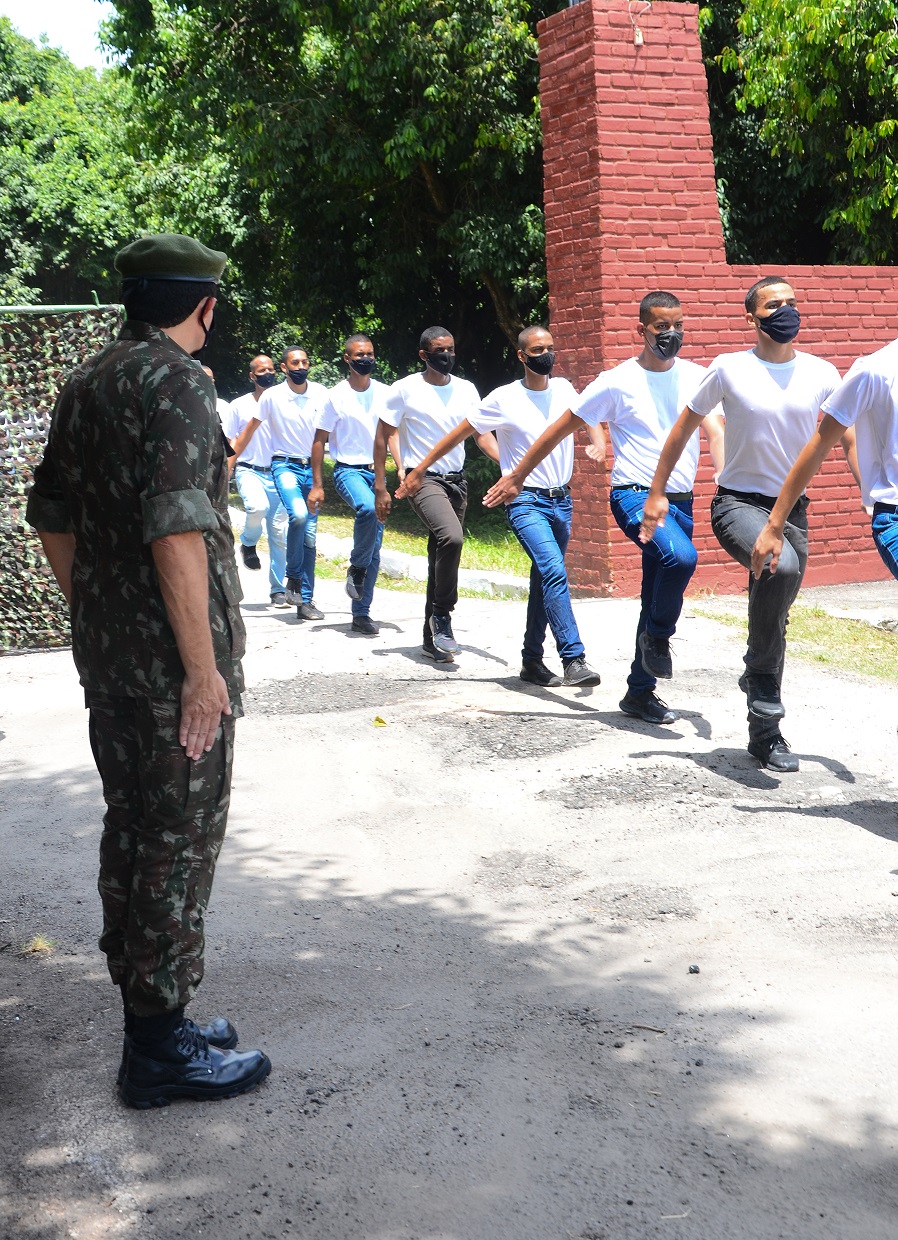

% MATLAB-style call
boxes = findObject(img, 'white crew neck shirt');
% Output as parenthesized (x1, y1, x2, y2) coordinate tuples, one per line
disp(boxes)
(822, 338, 898, 506)
(689, 349, 841, 495)
(573, 357, 710, 493)
(382, 372, 480, 473)
(316, 378, 389, 464)
(254, 378, 329, 460)
(225, 389, 276, 468)
(470, 376, 579, 490)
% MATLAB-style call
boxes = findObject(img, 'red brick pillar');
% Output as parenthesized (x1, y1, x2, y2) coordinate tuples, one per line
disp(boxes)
(539, 0, 898, 595)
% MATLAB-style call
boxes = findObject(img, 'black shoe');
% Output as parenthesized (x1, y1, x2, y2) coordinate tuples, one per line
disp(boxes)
(638, 631, 672, 679)
(562, 656, 601, 686)
(422, 641, 454, 664)
(429, 612, 459, 654)
(748, 732, 799, 772)
(240, 543, 262, 571)
(270, 591, 289, 608)
(298, 601, 324, 621)
(351, 615, 379, 636)
(619, 690, 677, 724)
(285, 577, 303, 605)
(121, 1019, 270, 1109)
(345, 565, 367, 601)
(738, 671, 785, 720)
(118, 1015, 238, 1087)
(520, 659, 561, 687)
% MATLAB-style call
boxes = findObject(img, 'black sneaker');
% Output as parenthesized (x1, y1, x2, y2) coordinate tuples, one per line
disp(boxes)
(748, 732, 799, 772)
(738, 671, 785, 720)
(270, 592, 289, 608)
(120, 1019, 270, 1109)
(429, 612, 459, 654)
(351, 615, 379, 636)
(561, 656, 601, 686)
(118, 1015, 238, 1088)
(638, 631, 672, 679)
(345, 565, 367, 600)
(298, 601, 324, 621)
(240, 543, 262, 571)
(619, 690, 677, 724)
(285, 577, 303, 605)
(422, 642, 454, 664)
(520, 659, 561, 687)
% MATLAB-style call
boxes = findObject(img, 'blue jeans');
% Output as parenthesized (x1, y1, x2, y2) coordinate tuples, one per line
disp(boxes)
(505, 490, 585, 664)
(270, 460, 317, 602)
(872, 505, 898, 580)
(333, 464, 383, 617)
(234, 465, 287, 594)
(610, 487, 697, 696)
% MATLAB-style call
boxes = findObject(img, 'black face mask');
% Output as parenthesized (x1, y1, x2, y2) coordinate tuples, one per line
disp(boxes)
(425, 351, 455, 375)
(254, 371, 278, 389)
(349, 356, 376, 376)
(191, 301, 216, 359)
(646, 327, 683, 360)
(757, 304, 801, 344)
(523, 351, 555, 375)
(287, 368, 309, 385)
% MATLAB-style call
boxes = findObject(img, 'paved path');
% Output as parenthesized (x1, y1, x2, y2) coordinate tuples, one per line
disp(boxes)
(2, 560, 898, 1240)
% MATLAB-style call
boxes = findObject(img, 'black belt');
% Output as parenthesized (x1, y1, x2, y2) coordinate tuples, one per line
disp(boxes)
(337, 461, 375, 471)
(522, 484, 571, 499)
(716, 485, 778, 506)
(272, 454, 311, 467)
(237, 462, 271, 474)
(425, 470, 465, 482)
(613, 483, 693, 502)
(873, 501, 898, 515)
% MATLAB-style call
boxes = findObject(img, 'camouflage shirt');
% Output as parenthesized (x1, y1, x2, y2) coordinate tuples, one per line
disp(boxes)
(26, 320, 245, 707)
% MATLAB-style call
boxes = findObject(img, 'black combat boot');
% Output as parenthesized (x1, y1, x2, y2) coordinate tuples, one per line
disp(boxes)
(117, 985, 239, 1086)
(120, 1008, 270, 1109)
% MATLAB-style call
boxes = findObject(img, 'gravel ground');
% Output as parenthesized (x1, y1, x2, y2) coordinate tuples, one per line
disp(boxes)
(3, 560, 898, 1240)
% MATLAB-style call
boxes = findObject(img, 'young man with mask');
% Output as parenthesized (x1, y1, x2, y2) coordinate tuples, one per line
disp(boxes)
(309, 334, 401, 636)
(374, 327, 498, 662)
(486, 295, 723, 716)
(26, 233, 271, 1106)
(640, 277, 857, 771)
(232, 346, 328, 621)
(223, 354, 289, 607)
(399, 326, 601, 686)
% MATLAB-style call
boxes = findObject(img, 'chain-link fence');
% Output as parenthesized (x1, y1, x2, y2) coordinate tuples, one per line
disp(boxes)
(0, 306, 122, 652)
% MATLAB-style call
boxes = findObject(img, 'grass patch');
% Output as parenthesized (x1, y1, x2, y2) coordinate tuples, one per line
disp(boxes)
(693, 603, 898, 682)
(21, 934, 56, 956)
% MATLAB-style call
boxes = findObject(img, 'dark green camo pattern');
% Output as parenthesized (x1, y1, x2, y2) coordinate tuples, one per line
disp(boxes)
(0, 308, 122, 651)
(26, 320, 245, 704)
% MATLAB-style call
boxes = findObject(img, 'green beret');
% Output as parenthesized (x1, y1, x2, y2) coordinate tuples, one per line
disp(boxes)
(115, 233, 227, 283)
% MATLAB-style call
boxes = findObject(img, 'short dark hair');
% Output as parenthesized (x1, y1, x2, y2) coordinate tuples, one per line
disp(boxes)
(121, 278, 215, 328)
(517, 324, 549, 351)
(344, 333, 372, 351)
(419, 326, 453, 352)
(638, 291, 680, 325)
(745, 276, 791, 315)
(281, 345, 307, 364)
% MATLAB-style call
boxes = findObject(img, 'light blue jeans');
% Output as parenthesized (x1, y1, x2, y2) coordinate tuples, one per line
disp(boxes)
(872, 504, 898, 581)
(270, 459, 317, 603)
(505, 488, 585, 664)
(234, 464, 287, 595)
(333, 464, 382, 617)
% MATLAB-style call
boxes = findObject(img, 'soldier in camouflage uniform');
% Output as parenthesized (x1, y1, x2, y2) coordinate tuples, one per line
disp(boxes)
(26, 233, 271, 1107)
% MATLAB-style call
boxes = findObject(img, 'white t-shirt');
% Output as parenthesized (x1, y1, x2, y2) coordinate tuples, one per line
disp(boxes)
(470, 376, 579, 490)
(689, 349, 841, 495)
(822, 338, 898, 506)
(255, 379, 329, 460)
(573, 357, 709, 493)
(382, 372, 480, 473)
(316, 378, 389, 464)
(224, 389, 277, 469)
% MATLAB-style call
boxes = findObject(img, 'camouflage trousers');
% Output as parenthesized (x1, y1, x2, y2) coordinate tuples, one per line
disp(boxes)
(86, 692, 235, 1017)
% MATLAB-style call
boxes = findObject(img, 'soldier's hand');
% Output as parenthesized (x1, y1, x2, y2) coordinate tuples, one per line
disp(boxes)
(639, 493, 668, 544)
(483, 473, 523, 509)
(308, 485, 325, 515)
(751, 523, 784, 579)
(180, 670, 232, 760)
(375, 485, 392, 522)
(395, 467, 423, 500)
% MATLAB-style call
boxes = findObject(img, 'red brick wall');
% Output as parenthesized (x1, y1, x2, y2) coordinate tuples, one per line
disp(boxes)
(539, 0, 897, 596)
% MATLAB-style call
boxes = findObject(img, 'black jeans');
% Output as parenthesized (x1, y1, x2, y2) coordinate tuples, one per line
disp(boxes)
(408, 474, 468, 638)
(710, 489, 809, 741)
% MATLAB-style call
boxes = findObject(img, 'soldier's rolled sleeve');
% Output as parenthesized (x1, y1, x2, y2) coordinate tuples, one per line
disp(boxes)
(141, 488, 219, 543)
(141, 367, 220, 543)
(26, 438, 74, 533)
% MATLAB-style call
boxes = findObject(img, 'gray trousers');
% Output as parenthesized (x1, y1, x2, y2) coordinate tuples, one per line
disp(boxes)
(407, 474, 468, 638)
(710, 489, 809, 741)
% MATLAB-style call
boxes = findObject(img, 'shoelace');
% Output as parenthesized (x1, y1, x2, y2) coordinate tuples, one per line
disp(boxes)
(175, 1020, 212, 1060)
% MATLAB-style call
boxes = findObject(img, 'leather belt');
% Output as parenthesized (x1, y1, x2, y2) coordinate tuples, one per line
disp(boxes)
(272, 454, 311, 467)
(236, 462, 272, 474)
(522, 484, 571, 499)
(873, 501, 898, 515)
(337, 461, 375, 471)
(613, 483, 693, 502)
(425, 470, 465, 482)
